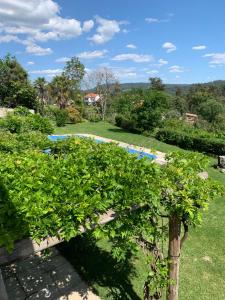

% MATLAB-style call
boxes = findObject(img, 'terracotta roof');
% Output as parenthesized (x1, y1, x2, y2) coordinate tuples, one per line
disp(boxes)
(85, 93, 99, 97)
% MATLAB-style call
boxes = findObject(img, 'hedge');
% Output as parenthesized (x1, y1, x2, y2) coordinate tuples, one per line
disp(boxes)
(156, 128, 225, 155)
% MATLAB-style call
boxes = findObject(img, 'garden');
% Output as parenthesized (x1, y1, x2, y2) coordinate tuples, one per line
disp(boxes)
(0, 54, 224, 300)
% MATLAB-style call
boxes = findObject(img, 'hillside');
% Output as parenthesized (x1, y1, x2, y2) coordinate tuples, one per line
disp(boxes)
(119, 80, 225, 94)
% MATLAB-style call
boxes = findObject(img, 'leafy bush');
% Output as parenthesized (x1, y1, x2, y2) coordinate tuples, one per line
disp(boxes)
(14, 106, 32, 116)
(0, 130, 51, 153)
(66, 106, 82, 123)
(115, 115, 140, 133)
(0, 114, 53, 134)
(54, 108, 68, 127)
(83, 106, 101, 122)
(156, 128, 225, 155)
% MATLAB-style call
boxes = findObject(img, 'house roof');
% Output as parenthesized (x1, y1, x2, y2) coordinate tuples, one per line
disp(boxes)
(85, 93, 99, 98)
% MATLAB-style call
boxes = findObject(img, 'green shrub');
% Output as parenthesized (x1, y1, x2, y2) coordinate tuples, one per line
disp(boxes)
(14, 106, 32, 116)
(0, 130, 51, 153)
(0, 115, 24, 133)
(54, 108, 68, 127)
(66, 106, 82, 123)
(83, 106, 101, 122)
(0, 114, 53, 134)
(26, 114, 54, 134)
(115, 115, 140, 133)
(156, 128, 225, 155)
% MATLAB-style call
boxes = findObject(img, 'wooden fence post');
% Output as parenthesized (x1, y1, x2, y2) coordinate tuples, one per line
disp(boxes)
(167, 215, 181, 300)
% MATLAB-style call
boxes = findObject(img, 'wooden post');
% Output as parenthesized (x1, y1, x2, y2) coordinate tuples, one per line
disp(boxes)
(167, 215, 181, 300)
(0, 269, 8, 300)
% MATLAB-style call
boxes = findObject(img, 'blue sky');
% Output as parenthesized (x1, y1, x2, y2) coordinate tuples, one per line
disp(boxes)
(1, 0, 225, 84)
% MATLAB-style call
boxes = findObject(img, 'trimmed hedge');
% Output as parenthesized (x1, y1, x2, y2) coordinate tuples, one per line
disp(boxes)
(156, 128, 225, 155)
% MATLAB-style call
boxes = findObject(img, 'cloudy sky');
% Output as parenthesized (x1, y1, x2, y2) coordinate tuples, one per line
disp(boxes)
(0, 0, 225, 83)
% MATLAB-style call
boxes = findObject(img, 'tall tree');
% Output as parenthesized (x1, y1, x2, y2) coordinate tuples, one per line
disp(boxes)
(49, 75, 71, 109)
(0, 54, 36, 108)
(86, 68, 117, 120)
(34, 77, 48, 104)
(149, 77, 165, 91)
(63, 56, 85, 89)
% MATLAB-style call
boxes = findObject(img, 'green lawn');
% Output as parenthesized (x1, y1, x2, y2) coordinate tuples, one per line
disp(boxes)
(55, 122, 225, 300)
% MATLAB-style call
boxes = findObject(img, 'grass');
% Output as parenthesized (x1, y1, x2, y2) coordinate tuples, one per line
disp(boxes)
(55, 121, 225, 300)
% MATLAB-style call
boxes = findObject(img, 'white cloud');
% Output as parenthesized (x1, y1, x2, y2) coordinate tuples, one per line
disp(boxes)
(126, 44, 137, 49)
(169, 65, 184, 73)
(89, 16, 126, 44)
(78, 50, 107, 59)
(25, 43, 52, 56)
(0, 34, 21, 43)
(192, 45, 206, 50)
(203, 53, 225, 65)
(55, 57, 70, 63)
(146, 70, 159, 75)
(145, 18, 160, 23)
(0, 0, 94, 54)
(29, 69, 62, 76)
(158, 58, 168, 66)
(112, 53, 153, 63)
(111, 67, 137, 79)
(27, 61, 35, 65)
(162, 42, 177, 53)
(82, 20, 94, 32)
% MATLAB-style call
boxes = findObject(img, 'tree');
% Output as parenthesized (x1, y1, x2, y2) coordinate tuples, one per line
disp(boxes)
(198, 99, 225, 123)
(63, 56, 85, 89)
(49, 75, 72, 109)
(133, 90, 169, 131)
(86, 68, 117, 120)
(149, 77, 165, 91)
(0, 54, 36, 108)
(34, 77, 48, 104)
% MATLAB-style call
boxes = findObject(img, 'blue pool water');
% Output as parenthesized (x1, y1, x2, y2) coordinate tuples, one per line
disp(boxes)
(48, 135, 157, 160)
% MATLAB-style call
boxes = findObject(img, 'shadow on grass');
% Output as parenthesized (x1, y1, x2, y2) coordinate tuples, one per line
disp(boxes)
(57, 234, 141, 300)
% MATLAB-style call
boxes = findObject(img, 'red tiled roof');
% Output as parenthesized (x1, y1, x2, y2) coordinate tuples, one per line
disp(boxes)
(85, 93, 99, 97)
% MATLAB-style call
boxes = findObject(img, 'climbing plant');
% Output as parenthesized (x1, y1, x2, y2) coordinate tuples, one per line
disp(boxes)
(0, 137, 222, 300)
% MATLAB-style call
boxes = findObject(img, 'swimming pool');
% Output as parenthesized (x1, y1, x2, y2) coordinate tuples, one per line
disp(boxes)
(48, 135, 157, 160)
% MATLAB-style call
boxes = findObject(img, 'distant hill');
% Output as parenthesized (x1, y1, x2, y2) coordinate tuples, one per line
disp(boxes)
(84, 80, 225, 95)
(119, 80, 225, 94)
(119, 82, 190, 94)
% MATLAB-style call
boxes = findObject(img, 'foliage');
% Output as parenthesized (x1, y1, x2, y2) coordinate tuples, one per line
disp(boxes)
(0, 130, 51, 153)
(115, 115, 140, 133)
(198, 99, 225, 122)
(54, 108, 68, 127)
(49, 74, 72, 109)
(83, 106, 101, 122)
(63, 56, 85, 88)
(66, 106, 82, 123)
(0, 137, 161, 252)
(156, 127, 225, 155)
(0, 113, 53, 134)
(0, 54, 37, 109)
(14, 106, 32, 116)
(149, 77, 165, 91)
(132, 90, 169, 132)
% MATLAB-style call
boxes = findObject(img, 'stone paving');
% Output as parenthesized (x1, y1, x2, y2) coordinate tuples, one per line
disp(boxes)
(1, 248, 100, 300)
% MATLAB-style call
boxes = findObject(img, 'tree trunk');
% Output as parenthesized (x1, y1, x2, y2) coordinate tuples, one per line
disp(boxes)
(167, 215, 181, 300)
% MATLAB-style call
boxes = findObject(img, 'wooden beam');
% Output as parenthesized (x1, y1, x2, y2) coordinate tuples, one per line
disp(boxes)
(0, 209, 116, 265)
